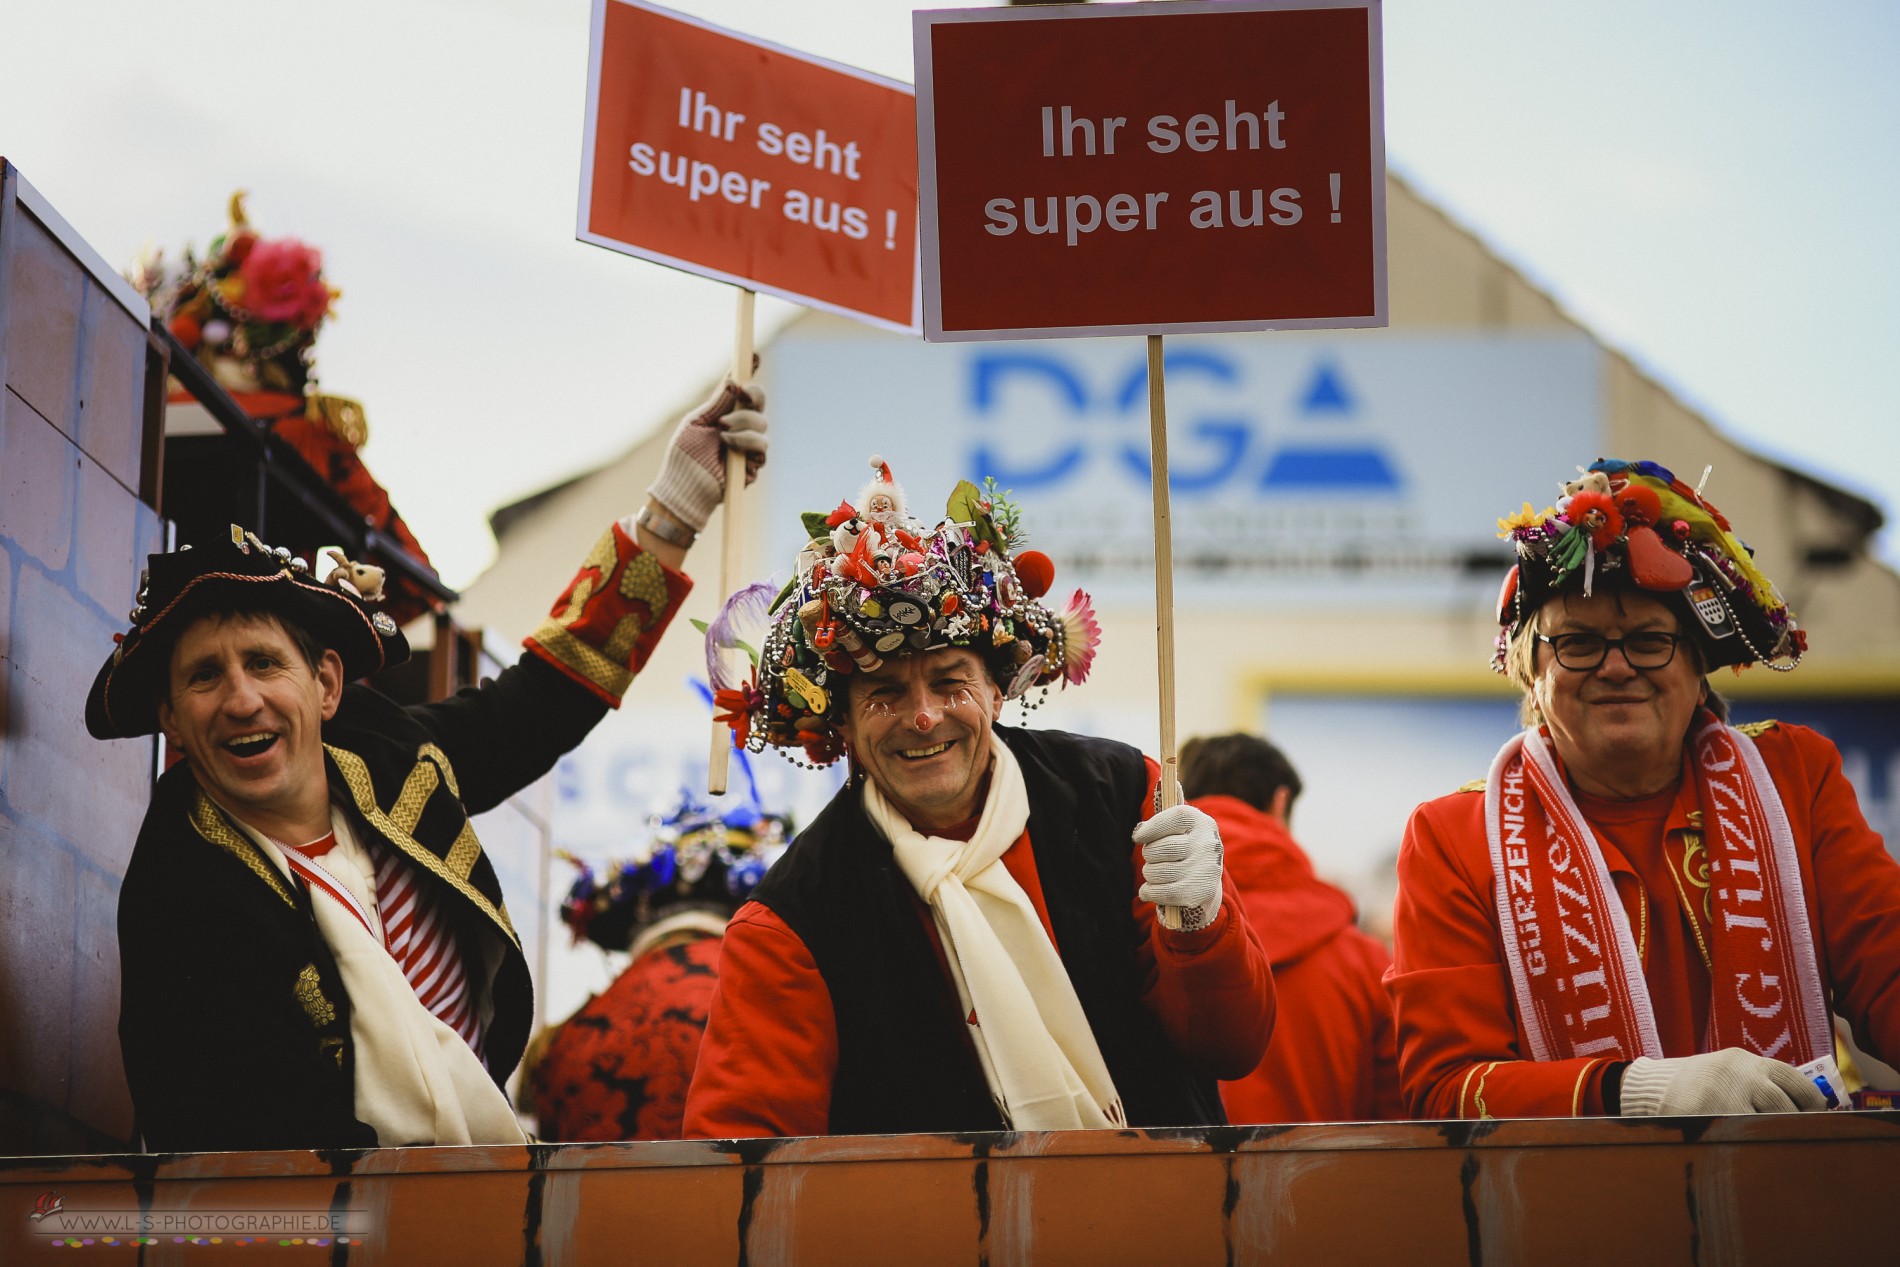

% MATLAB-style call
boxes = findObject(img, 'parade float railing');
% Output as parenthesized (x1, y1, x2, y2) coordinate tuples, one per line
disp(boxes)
(3, 1115, 1897, 1264)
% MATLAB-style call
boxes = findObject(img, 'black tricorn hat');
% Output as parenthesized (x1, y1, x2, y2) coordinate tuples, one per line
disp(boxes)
(85, 526, 408, 740)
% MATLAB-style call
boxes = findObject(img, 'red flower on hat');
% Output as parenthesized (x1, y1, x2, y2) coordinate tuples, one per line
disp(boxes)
(802, 729, 845, 766)
(1564, 490, 1623, 549)
(238, 238, 331, 328)
(713, 674, 764, 749)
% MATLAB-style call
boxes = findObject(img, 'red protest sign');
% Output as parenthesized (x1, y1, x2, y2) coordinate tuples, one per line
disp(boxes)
(581, 0, 919, 332)
(915, 0, 1385, 342)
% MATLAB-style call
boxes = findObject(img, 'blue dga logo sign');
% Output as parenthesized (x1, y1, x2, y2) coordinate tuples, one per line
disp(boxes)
(967, 350, 1403, 495)
(771, 328, 1600, 604)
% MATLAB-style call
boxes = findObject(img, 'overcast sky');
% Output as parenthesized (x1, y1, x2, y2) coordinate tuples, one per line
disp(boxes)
(5, 0, 1895, 586)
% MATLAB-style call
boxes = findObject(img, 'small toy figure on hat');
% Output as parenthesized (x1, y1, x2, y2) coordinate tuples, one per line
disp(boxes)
(524, 792, 788, 1141)
(1389, 457, 1900, 1123)
(90, 357, 768, 1153)
(682, 459, 1274, 1140)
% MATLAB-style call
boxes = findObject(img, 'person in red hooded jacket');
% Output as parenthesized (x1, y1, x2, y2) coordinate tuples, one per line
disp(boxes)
(1182, 734, 1402, 1123)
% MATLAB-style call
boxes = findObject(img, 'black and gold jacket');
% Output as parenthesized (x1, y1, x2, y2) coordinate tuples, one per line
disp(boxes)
(117, 527, 691, 1153)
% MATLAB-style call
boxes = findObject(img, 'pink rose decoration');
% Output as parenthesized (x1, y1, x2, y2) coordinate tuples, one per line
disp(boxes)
(237, 237, 330, 328)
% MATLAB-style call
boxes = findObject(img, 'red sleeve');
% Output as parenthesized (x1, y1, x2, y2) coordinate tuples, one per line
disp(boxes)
(1388, 794, 1615, 1118)
(683, 902, 837, 1138)
(1775, 725, 1900, 1069)
(1368, 963, 1406, 1122)
(524, 523, 693, 707)
(1134, 757, 1276, 1080)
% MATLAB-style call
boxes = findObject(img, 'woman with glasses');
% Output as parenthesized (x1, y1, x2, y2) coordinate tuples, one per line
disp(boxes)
(1388, 459, 1900, 1119)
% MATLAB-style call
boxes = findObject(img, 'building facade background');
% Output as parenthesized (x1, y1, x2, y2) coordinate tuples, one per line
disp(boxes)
(459, 173, 1900, 1018)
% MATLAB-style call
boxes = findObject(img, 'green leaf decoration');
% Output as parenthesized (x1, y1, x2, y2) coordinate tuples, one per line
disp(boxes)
(690, 618, 711, 634)
(800, 510, 833, 541)
(946, 480, 1000, 548)
(768, 574, 798, 613)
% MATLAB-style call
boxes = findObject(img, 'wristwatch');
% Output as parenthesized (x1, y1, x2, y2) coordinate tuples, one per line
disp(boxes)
(635, 503, 696, 548)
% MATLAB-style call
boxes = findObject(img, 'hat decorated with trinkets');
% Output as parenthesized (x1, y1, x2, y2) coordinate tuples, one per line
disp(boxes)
(1493, 458, 1804, 674)
(85, 525, 409, 740)
(557, 791, 789, 953)
(703, 459, 1102, 767)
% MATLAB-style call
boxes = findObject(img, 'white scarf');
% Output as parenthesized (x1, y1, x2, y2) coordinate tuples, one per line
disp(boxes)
(250, 810, 525, 1146)
(864, 734, 1125, 1131)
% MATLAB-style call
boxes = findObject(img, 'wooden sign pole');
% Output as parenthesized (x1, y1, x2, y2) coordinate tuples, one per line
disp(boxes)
(707, 287, 757, 796)
(1146, 333, 1185, 931)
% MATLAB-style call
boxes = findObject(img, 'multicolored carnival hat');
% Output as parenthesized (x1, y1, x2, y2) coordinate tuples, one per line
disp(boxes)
(132, 191, 345, 407)
(85, 526, 408, 740)
(1494, 458, 1804, 673)
(557, 794, 788, 953)
(705, 458, 1101, 767)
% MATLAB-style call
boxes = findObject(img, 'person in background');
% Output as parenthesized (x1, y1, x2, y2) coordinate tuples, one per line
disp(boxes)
(1181, 733, 1401, 1123)
(89, 375, 764, 1151)
(525, 796, 786, 1141)
(1390, 458, 1900, 1119)
(684, 461, 1274, 1137)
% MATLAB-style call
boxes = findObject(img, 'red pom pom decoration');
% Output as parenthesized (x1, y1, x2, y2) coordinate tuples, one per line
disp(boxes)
(1013, 550, 1056, 598)
(1614, 484, 1662, 528)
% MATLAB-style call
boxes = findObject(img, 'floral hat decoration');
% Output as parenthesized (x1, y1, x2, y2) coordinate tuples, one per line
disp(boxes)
(705, 457, 1102, 767)
(131, 191, 358, 435)
(557, 794, 788, 953)
(1493, 458, 1804, 674)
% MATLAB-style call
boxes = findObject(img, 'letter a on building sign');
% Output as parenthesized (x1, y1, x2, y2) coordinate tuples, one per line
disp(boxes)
(914, 0, 1387, 342)
(580, 0, 921, 333)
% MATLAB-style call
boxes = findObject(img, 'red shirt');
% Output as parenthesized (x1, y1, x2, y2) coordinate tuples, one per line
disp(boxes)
(529, 935, 723, 1141)
(684, 759, 1275, 1138)
(1388, 722, 1900, 1119)
(1195, 796, 1401, 1124)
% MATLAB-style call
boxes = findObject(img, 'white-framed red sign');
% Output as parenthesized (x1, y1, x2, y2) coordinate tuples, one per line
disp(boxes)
(914, 0, 1386, 342)
(580, 0, 920, 333)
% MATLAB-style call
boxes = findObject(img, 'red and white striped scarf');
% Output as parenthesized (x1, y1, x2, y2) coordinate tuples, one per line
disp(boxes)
(281, 830, 482, 1055)
(1484, 715, 1831, 1067)
(372, 846, 483, 1055)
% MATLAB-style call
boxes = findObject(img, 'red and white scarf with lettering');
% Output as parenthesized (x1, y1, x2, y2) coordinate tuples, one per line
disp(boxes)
(1484, 715, 1830, 1066)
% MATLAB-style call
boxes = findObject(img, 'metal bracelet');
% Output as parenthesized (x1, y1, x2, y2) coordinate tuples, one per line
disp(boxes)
(636, 504, 697, 548)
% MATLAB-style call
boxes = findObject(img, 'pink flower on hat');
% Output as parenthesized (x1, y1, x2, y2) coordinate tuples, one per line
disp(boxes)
(1057, 589, 1101, 685)
(237, 238, 331, 328)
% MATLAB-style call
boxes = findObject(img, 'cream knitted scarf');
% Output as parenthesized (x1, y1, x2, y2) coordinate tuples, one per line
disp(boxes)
(864, 734, 1125, 1131)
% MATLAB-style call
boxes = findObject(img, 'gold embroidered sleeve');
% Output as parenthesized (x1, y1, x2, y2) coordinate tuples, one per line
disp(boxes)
(525, 523, 694, 706)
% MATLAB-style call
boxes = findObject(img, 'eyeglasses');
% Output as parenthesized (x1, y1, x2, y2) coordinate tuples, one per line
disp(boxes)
(1536, 630, 1683, 672)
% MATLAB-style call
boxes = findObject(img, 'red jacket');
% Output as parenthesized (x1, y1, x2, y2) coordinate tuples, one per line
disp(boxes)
(1195, 796, 1401, 1123)
(685, 760, 1275, 1138)
(528, 935, 722, 1141)
(1388, 721, 1900, 1119)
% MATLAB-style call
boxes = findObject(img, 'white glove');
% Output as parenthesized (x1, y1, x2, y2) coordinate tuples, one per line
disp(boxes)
(1620, 1049, 1830, 1116)
(646, 376, 769, 532)
(1133, 804, 1224, 931)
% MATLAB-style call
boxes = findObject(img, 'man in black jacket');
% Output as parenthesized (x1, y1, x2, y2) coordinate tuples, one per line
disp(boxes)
(87, 378, 763, 1151)
(684, 463, 1273, 1137)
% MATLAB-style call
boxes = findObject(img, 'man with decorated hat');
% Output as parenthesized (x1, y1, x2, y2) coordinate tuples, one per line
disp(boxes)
(89, 377, 765, 1152)
(525, 792, 786, 1141)
(684, 463, 1274, 1137)
(1388, 458, 1900, 1119)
